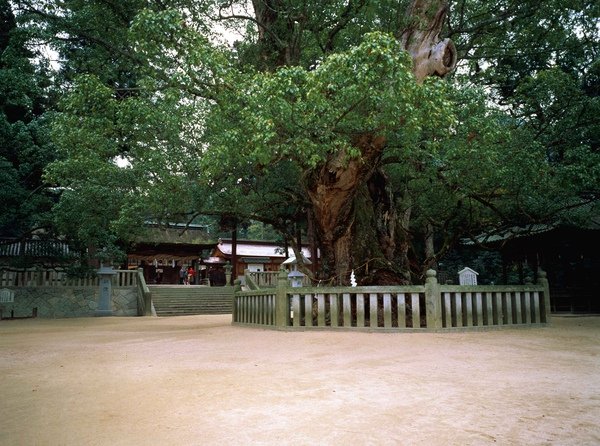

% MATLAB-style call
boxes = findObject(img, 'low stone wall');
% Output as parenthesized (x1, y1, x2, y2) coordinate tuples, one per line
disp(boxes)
(0, 287, 139, 319)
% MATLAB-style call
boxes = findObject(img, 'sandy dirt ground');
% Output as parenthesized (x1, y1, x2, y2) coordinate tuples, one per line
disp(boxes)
(0, 315, 599, 446)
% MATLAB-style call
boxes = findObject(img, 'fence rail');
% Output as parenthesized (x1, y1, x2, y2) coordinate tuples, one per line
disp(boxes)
(0, 268, 139, 288)
(233, 269, 551, 331)
(245, 270, 311, 289)
(234, 290, 277, 325)
(245, 271, 279, 288)
(288, 290, 428, 329)
(441, 288, 545, 328)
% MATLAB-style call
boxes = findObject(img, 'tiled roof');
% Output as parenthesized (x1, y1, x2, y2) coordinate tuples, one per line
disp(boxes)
(217, 242, 311, 259)
(0, 240, 72, 258)
(134, 226, 215, 245)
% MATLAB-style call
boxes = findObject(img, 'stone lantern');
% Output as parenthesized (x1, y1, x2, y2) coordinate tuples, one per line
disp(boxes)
(288, 270, 305, 288)
(224, 261, 233, 285)
(96, 265, 117, 316)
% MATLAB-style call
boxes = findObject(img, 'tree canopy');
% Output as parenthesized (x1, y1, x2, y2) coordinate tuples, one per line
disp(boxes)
(3, 0, 599, 282)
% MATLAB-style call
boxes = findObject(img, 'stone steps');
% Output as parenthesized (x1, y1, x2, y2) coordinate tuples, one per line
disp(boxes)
(149, 286, 234, 316)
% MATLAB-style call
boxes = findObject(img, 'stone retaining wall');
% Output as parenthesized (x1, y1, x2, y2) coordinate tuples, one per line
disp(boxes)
(0, 287, 138, 318)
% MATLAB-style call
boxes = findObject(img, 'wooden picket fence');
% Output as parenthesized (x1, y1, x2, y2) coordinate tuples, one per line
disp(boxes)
(0, 268, 139, 288)
(233, 269, 551, 331)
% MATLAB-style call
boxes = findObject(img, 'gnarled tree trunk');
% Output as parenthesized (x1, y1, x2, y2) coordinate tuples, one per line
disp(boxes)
(304, 134, 386, 284)
(304, 0, 456, 284)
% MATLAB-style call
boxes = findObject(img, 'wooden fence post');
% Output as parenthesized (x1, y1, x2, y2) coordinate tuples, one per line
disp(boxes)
(275, 267, 289, 327)
(233, 279, 242, 322)
(425, 269, 442, 329)
(537, 269, 551, 324)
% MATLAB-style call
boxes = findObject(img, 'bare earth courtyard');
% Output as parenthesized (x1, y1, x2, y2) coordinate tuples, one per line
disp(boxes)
(0, 315, 598, 446)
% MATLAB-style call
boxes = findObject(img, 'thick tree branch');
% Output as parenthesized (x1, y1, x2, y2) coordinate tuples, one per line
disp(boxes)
(401, 0, 457, 81)
(323, 0, 367, 52)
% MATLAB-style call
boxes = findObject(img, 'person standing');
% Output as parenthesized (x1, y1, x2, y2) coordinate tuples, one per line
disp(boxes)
(179, 265, 187, 285)
(187, 266, 195, 285)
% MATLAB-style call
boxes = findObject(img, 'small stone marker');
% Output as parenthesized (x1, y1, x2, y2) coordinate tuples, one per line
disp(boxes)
(458, 267, 478, 286)
(96, 266, 117, 316)
(0, 288, 15, 303)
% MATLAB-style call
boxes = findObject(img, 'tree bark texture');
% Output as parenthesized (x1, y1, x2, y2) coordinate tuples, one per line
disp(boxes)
(251, 0, 303, 67)
(367, 168, 397, 262)
(401, 0, 457, 82)
(304, 134, 386, 284)
(397, 186, 413, 283)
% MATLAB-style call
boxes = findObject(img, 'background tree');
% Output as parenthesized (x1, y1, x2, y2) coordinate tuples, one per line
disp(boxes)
(15, 0, 188, 263)
(0, 1, 56, 240)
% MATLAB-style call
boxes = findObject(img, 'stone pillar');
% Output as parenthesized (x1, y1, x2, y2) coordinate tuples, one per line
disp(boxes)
(425, 269, 442, 329)
(232, 279, 242, 323)
(275, 267, 289, 327)
(537, 269, 551, 324)
(96, 265, 117, 317)
(138, 267, 153, 316)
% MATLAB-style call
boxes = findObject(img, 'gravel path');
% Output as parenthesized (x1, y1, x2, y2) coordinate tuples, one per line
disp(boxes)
(1, 315, 599, 445)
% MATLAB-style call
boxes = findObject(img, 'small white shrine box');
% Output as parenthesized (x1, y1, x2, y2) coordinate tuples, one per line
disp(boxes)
(458, 267, 479, 286)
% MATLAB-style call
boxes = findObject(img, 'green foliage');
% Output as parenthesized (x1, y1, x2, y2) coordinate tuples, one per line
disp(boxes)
(19, 0, 147, 87)
(0, 1, 56, 238)
(450, 0, 599, 100)
(232, 0, 414, 69)
(208, 32, 453, 172)
(513, 68, 600, 202)
(46, 72, 204, 256)
(12, 0, 597, 278)
(241, 221, 280, 241)
(34, 2, 220, 258)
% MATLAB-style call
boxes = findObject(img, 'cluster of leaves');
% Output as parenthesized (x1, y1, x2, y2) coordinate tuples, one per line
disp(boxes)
(208, 33, 453, 172)
(511, 67, 600, 219)
(15, 2, 216, 260)
(46, 72, 207, 259)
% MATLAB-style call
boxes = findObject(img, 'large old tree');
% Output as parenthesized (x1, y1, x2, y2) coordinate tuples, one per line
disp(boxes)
(18, 0, 597, 281)
(211, 0, 597, 284)
(211, 0, 458, 284)
(301, 1, 457, 283)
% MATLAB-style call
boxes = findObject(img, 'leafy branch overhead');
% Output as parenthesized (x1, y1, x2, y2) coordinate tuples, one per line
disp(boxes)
(207, 33, 454, 172)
